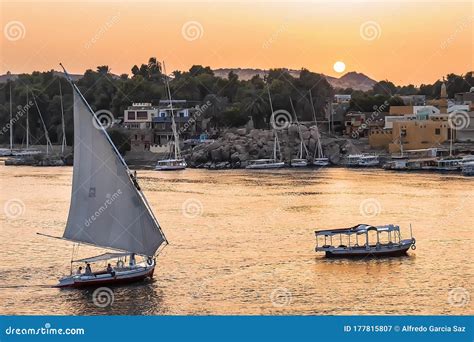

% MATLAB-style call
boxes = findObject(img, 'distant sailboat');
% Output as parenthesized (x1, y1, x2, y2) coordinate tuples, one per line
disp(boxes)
(289, 98, 309, 167)
(309, 91, 329, 167)
(155, 62, 187, 171)
(39, 65, 168, 288)
(246, 86, 285, 169)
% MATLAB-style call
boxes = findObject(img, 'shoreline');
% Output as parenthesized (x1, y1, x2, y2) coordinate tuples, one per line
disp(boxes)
(1, 158, 469, 177)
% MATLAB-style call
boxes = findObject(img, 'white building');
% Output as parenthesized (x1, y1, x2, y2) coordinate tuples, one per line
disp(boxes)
(123, 103, 156, 129)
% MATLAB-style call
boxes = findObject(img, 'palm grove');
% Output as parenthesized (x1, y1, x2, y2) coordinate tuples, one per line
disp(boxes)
(0, 57, 472, 152)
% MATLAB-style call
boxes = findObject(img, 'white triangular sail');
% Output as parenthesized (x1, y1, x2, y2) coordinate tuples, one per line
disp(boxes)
(63, 84, 166, 256)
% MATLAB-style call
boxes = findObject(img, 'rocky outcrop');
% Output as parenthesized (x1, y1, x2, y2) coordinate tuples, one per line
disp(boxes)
(183, 125, 355, 168)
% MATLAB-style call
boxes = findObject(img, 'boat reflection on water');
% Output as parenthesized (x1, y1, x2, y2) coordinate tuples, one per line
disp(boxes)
(63, 281, 165, 315)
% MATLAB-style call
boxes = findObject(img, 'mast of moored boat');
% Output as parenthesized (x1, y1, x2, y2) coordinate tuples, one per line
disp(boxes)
(449, 124, 453, 157)
(289, 97, 308, 160)
(9, 82, 13, 152)
(399, 128, 404, 157)
(163, 61, 181, 160)
(26, 86, 29, 149)
(31, 91, 54, 156)
(267, 86, 281, 161)
(309, 91, 324, 160)
(59, 80, 67, 155)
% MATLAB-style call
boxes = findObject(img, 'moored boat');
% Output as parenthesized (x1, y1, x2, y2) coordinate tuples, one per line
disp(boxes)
(247, 85, 285, 170)
(290, 158, 308, 167)
(345, 154, 379, 167)
(289, 98, 310, 167)
(315, 224, 416, 258)
(435, 157, 462, 172)
(308, 91, 330, 168)
(155, 158, 187, 171)
(313, 157, 330, 167)
(155, 62, 187, 171)
(246, 159, 285, 169)
(462, 161, 474, 176)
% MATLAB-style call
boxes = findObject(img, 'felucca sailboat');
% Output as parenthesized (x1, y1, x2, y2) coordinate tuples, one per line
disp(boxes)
(39, 65, 168, 288)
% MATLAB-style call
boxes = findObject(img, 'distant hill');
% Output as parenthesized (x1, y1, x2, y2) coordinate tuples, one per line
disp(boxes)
(213, 68, 377, 91)
(1, 68, 377, 91)
(325, 72, 377, 92)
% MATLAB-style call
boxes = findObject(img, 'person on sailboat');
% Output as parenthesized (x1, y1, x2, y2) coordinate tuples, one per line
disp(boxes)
(129, 253, 136, 268)
(106, 263, 115, 277)
(85, 263, 93, 276)
(76, 266, 83, 275)
(130, 171, 141, 190)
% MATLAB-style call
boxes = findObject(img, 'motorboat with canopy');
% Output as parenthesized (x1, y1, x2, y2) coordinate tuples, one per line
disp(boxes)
(315, 224, 415, 258)
(39, 64, 168, 288)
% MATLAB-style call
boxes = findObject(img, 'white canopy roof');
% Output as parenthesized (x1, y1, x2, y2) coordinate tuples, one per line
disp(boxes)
(73, 252, 131, 263)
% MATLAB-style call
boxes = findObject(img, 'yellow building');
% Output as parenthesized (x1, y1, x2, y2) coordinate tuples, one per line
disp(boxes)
(370, 81, 453, 152)
(390, 120, 449, 152)
(368, 127, 393, 148)
(369, 118, 450, 152)
(389, 106, 414, 115)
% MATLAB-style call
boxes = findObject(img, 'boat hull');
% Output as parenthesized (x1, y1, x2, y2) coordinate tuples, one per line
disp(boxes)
(317, 239, 415, 259)
(324, 245, 411, 258)
(56, 266, 155, 288)
(246, 162, 285, 169)
(155, 165, 187, 171)
(291, 160, 308, 167)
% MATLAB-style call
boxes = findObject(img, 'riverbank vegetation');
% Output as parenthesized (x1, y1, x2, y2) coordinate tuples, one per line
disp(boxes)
(0, 57, 472, 147)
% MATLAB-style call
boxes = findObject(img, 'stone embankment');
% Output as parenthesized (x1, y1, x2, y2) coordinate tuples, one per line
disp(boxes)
(183, 125, 367, 169)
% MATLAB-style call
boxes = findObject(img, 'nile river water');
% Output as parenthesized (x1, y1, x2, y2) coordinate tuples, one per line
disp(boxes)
(0, 165, 472, 315)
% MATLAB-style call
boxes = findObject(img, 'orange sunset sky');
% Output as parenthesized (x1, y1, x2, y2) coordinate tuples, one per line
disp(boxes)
(1, 0, 473, 85)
